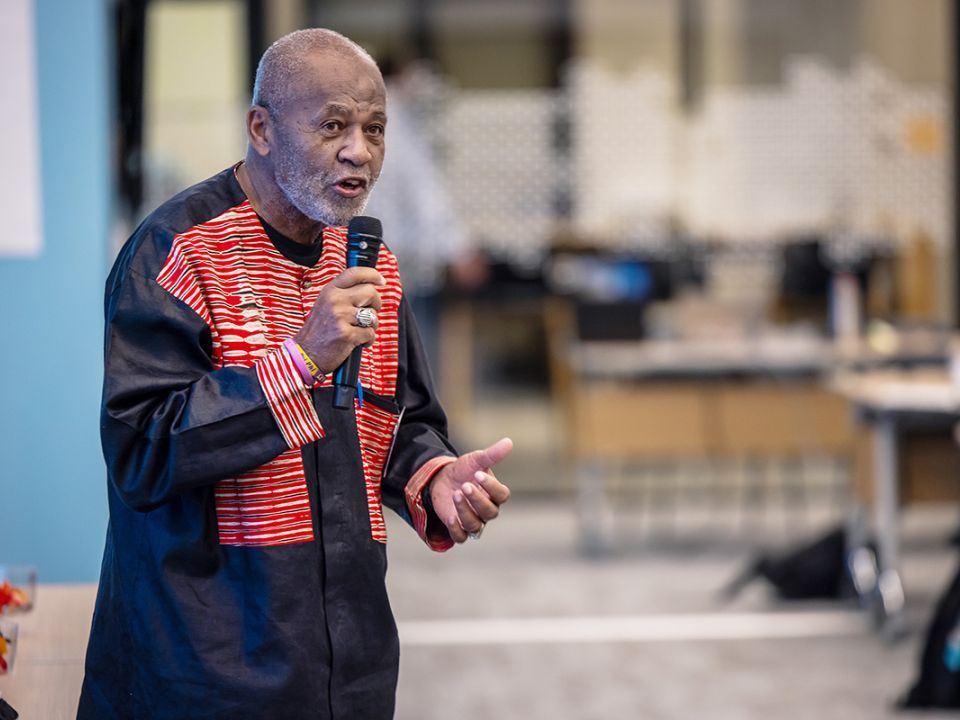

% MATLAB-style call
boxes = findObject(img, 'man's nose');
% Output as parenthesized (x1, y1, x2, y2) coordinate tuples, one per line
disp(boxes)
(338, 126, 373, 166)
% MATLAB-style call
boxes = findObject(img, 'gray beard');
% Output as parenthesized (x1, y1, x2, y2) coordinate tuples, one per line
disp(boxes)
(274, 151, 375, 226)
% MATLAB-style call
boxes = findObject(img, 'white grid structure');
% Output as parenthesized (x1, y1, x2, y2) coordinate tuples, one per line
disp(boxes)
(420, 56, 949, 261)
(566, 63, 680, 248)
(683, 57, 950, 253)
(437, 89, 566, 267)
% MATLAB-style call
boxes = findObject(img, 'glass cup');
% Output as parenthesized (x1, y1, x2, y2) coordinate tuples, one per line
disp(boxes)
(0, 619, 17, 674)
(0, 566, 37, 614)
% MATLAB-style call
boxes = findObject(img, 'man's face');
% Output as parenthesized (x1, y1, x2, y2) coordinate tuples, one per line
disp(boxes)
(269, 51, 386, 226)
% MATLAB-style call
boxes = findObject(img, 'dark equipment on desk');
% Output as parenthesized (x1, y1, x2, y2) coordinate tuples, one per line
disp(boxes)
(572, 259, 673, 341)
(722, 525, 865, 601)
(781, 238, 832, 299)
(899, 559, 960, 709)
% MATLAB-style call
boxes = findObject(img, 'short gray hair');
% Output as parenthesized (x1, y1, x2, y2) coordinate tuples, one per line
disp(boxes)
(251, 28, 378, 111)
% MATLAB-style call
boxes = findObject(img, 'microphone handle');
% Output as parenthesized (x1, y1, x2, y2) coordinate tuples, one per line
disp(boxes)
(332, 348, 363, 409)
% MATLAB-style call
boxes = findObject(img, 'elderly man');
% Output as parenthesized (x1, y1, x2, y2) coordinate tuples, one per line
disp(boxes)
(78, 28, 511, 720)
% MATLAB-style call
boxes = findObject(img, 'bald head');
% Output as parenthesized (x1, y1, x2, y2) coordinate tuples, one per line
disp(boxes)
(252, 28, 381, 114)
(239, 27, 387, 239)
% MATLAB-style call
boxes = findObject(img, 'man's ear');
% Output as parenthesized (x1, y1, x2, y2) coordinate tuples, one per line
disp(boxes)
(247, 105, 272, 157)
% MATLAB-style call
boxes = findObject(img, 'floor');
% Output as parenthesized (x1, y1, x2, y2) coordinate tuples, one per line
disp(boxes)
(389, 498, 960, 720)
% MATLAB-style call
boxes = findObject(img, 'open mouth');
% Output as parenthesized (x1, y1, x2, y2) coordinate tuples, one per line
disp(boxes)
(334, 177, 368, 197)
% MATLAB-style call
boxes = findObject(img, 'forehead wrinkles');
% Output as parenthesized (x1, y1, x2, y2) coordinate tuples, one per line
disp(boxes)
(279, 97, 386, 131)
(279, 52, 384, 115)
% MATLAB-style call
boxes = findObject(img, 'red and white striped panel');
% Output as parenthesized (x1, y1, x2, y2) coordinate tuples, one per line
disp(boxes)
(215, 449, 314, 546)
(354, 401, 400, 544)
(155, 201, 405, 547)
(256, 347, 326, 449)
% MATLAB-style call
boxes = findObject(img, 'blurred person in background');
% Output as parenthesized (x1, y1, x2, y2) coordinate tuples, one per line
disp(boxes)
(78, 28, 511, 720)
(365, 53, 488, 367)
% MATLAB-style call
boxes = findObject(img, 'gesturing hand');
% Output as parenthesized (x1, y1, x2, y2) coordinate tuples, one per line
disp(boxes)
(429, 438, 513, 543)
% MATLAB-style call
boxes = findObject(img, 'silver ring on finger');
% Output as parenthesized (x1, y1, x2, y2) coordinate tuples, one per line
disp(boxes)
(467, 523, 485, 541)
(355, 307, 377, 328)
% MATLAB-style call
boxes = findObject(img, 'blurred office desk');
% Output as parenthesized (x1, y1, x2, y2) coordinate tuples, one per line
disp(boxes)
(573, 335, 836, 378)
(830, 368, 960, 635)
(439, 291, 547, 439)
(563, 334, 857, 554)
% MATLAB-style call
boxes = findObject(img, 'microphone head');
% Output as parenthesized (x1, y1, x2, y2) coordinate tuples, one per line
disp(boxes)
(347, 215, 382, 242)
(346, 215, 383, 268)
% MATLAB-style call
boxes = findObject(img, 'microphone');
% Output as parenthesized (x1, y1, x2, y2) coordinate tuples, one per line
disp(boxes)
(333, 215, 383, 409)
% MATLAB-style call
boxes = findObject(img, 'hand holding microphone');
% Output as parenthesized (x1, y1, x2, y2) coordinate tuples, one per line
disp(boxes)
(293, 216, 384, 406)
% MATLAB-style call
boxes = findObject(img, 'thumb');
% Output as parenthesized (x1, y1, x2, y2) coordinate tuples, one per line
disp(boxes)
(462, 437, 513, 473)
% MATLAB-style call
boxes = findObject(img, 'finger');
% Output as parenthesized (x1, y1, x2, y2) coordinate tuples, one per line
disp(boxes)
(453, 489, 485, 534)
(473, 471, 511, 506)
(332, 267, 385, 289)
(335, 315, 376, 348)
(346, 306, 379, 331)
(461, 437, 513, 475)
(352, 327, 377, 347)
(461, 481, 500, 522)
(336, 303, 379, 332)
(445, 509, 468, 544)
(340, 285, 384, 312)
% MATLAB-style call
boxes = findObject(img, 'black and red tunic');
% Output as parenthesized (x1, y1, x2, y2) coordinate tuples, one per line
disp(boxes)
(78, 167, 456, 720)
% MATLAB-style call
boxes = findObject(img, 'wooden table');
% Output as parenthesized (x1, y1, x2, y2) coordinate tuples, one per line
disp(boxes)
(558, 334, 858, 553)
(0, 584, 96, 719)
(830, 368, 960, 634)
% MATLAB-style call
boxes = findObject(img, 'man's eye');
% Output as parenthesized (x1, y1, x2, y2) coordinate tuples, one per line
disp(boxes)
(321, 120, 343, 132)
(367, 124, 385, 137)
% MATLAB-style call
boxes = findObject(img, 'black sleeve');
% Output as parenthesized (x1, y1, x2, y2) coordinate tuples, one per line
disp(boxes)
(379, 296, 457, 523)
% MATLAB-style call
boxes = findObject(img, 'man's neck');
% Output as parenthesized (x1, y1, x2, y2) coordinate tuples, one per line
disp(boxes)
(235, 157, 325, 245)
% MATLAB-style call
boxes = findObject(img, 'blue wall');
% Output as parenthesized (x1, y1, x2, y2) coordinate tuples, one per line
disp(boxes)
(0, 0, 111, 582)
